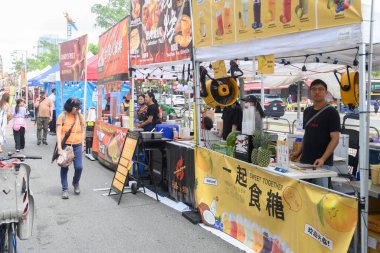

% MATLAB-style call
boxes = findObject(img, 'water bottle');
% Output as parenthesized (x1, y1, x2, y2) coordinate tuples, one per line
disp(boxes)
(173, 128, 178, 140)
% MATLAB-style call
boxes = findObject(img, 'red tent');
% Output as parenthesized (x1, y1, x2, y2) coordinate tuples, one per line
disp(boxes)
(87, 55, 98, 81)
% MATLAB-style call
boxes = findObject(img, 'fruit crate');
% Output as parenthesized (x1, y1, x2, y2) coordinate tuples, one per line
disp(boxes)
(210, 143, 234, 157)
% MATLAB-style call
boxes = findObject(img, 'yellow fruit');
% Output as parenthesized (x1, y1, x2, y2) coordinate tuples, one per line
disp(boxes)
(322, 194, 357, 232)
(196, 150, 212, 173)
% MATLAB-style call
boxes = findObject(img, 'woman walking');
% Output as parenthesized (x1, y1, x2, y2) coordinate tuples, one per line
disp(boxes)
(56, 98, 85, 199)
(0, 93, 11, 152)
(12, 99, 28, 152)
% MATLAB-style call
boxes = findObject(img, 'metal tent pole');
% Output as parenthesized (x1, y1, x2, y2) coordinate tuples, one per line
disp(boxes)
(359, 42, 368, 253)
(297, 81, 301, 120)
(194, 62, 201, 146)
(260, 74, 264, 108)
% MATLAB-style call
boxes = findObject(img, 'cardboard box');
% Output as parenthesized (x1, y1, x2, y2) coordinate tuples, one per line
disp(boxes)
(369, 214, 380, 234)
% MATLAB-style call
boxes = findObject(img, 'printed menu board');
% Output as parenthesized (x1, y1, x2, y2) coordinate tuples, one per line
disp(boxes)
(130, 0, 193, 66)
(193, 0, 361, 48)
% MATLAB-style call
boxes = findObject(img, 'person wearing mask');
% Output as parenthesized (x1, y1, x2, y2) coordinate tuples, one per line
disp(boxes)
(241, 95, 266, 131)
(290, 79, 340, 188)
(120, 94, 131, 116)
(220, 101, 243, 140)
(48, 88, 57, 134)
(34, 91, 53, 145)
(56, 98, 85, 199)
(12, 99, 28, 152)
(137, 92, 158, 131)
(136, 94, 148, 122)
(0, 93, 12, 152)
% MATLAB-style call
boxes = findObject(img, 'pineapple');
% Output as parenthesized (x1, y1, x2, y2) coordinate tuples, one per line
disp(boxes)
(251, 130, 261, 164)
(257, 132, 271, 167)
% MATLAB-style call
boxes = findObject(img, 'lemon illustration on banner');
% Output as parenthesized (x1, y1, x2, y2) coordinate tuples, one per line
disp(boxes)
(317, 193, 357, 232)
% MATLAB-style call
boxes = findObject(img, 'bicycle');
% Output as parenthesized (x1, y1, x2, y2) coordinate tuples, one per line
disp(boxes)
(0, 153, 42, 253)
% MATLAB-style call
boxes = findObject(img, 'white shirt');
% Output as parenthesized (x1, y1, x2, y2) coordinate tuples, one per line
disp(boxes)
(48, 93, 56, 110)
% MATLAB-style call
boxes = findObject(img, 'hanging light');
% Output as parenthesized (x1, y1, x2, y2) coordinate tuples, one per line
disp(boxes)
(333, 58, 338, 64)
(302, 55, 309, 72)
(315, 57, 320, 63)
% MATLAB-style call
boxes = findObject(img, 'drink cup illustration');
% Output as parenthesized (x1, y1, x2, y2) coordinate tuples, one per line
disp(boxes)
(280, 0, 292, 24)
(224, 1, 231, 29)
(252, 0, 262, 30)
(236, 215, 246, 242)
(295, 0, 308, 19)
(266, 0, 276, 22)
(199, 11, 206, 37)
(216, 9, 224, 35)
(241, 0, 249, 27)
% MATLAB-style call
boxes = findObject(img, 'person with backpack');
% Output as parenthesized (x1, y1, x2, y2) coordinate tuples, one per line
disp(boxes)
(56, 98, 85, 199)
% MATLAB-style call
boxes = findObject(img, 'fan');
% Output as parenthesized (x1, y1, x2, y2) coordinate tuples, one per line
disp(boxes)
(334, 65, 359, 109)
(199, 63, 242, 108)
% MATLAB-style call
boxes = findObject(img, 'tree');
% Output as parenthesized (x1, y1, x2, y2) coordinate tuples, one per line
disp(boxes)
(89, 43, 99, 55)
(26, 40, 59, 71)
(91, 0, 130, 30)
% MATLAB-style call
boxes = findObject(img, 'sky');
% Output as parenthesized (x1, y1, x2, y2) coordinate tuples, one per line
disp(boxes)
(0, 0, 108, 72)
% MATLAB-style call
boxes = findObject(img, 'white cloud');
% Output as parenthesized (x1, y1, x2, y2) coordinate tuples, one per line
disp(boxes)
(0, 0, 109, 72)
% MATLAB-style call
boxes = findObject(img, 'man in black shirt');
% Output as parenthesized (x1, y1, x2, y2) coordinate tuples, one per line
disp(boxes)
(221, 101, 243, 140)
(291, 79, 340, 186)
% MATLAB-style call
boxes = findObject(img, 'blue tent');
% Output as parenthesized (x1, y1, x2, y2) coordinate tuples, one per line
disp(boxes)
(28, 64, 60, 87)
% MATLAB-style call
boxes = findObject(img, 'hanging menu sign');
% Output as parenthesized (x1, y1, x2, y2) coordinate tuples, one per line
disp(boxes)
(130, 0, 193, 66)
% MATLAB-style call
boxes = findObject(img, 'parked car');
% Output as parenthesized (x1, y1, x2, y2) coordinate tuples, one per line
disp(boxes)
(164, 94, 185, 106)
(244, 94, 286, 118)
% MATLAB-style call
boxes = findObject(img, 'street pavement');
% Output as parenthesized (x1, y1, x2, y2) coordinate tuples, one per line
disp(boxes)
(2, 121, 245, 253)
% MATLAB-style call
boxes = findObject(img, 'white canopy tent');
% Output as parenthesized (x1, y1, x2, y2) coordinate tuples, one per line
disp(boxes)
(193, 1, 378, 252)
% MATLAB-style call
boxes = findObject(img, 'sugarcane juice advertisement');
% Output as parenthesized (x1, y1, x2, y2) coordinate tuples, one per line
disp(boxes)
(195, 147, 357, 253)
(211, 0, 235, 45)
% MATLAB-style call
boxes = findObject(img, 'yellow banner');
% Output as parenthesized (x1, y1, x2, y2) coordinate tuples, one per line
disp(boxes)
(258, 54, 275, 74)
(195, 147, 358, 253)
(193, 0, 361, 48)
(212, 60, 228, 78)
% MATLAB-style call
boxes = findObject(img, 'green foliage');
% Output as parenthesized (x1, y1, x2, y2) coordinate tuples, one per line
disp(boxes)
(91, 0, 131, 30)
(373, 72, 380, 78)
(89, 43, 99, 55)
(27, 40, 59, 71)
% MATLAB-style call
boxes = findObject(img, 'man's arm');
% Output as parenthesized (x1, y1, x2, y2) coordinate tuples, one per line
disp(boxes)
(313, 131, 340, 167)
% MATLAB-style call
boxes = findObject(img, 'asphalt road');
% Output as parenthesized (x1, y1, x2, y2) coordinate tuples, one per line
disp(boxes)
(2, 122, 245, 253)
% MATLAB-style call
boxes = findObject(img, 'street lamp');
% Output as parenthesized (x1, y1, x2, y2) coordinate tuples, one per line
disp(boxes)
(12, 50, 28, 106)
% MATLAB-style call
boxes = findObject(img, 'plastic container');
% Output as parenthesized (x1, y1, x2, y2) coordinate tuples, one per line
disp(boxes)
(156, 124, 179, 140)
(173, 128, 178, 140)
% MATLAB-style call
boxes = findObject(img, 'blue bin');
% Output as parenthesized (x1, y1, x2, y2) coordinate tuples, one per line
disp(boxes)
(156, 124, 179, 140)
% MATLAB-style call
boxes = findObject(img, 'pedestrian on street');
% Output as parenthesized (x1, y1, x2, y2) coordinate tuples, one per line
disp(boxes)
(56, 98, 85, 199)
(287, 94, 293, 111)
(290, 79, 340, 188)
(374, 100, 379, 115)
(12, 98, 28, 152)
(34, 90, 53, 145)
(48, 88, 56, 134)
(0, 93, 11, 152)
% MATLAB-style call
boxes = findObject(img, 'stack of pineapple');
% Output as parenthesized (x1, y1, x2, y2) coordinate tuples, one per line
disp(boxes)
(251, 130, 271, 167)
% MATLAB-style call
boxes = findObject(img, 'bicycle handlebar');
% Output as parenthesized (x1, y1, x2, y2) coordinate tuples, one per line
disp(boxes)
(0, 154, 43, 161)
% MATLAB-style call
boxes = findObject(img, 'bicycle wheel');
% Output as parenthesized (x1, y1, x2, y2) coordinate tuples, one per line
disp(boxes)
(0, 224, 15, 253)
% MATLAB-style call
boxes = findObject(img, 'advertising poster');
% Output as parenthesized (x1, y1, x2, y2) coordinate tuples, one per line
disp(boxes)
(257, 54, 275, 74)
(130, 0, 192, 66)
(98, 17, 129, 83)
(167, 143, 195, 207)
(92, 121, 128, 167)
(193, 0, 212, 47)
(211, 0, 235, 45)
(59, 34, 88, 82)
(193, 0, 361, 48)
(195, 147, 358, 253)
(317, 0, 362, 29)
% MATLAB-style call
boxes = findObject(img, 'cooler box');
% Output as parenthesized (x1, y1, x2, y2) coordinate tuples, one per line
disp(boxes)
(156, 124, 179, 140)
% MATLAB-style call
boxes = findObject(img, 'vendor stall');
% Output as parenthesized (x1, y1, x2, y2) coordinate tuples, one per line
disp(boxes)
(189, 0, 380, 252)
(92, 16, 131, 169)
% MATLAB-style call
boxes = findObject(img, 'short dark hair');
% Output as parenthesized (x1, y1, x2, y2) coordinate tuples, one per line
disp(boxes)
(310, 79, 327, 90)
(51, 88, 56, 93)
(64, 98, 82, 113)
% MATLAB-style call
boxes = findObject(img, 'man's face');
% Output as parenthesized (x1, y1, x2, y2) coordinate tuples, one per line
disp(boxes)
(40, 93, 46, 99)
(310, 84, 327, 103)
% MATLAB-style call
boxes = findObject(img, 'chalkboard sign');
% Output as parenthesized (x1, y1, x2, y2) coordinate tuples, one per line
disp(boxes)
(110, 131, 139, 204)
